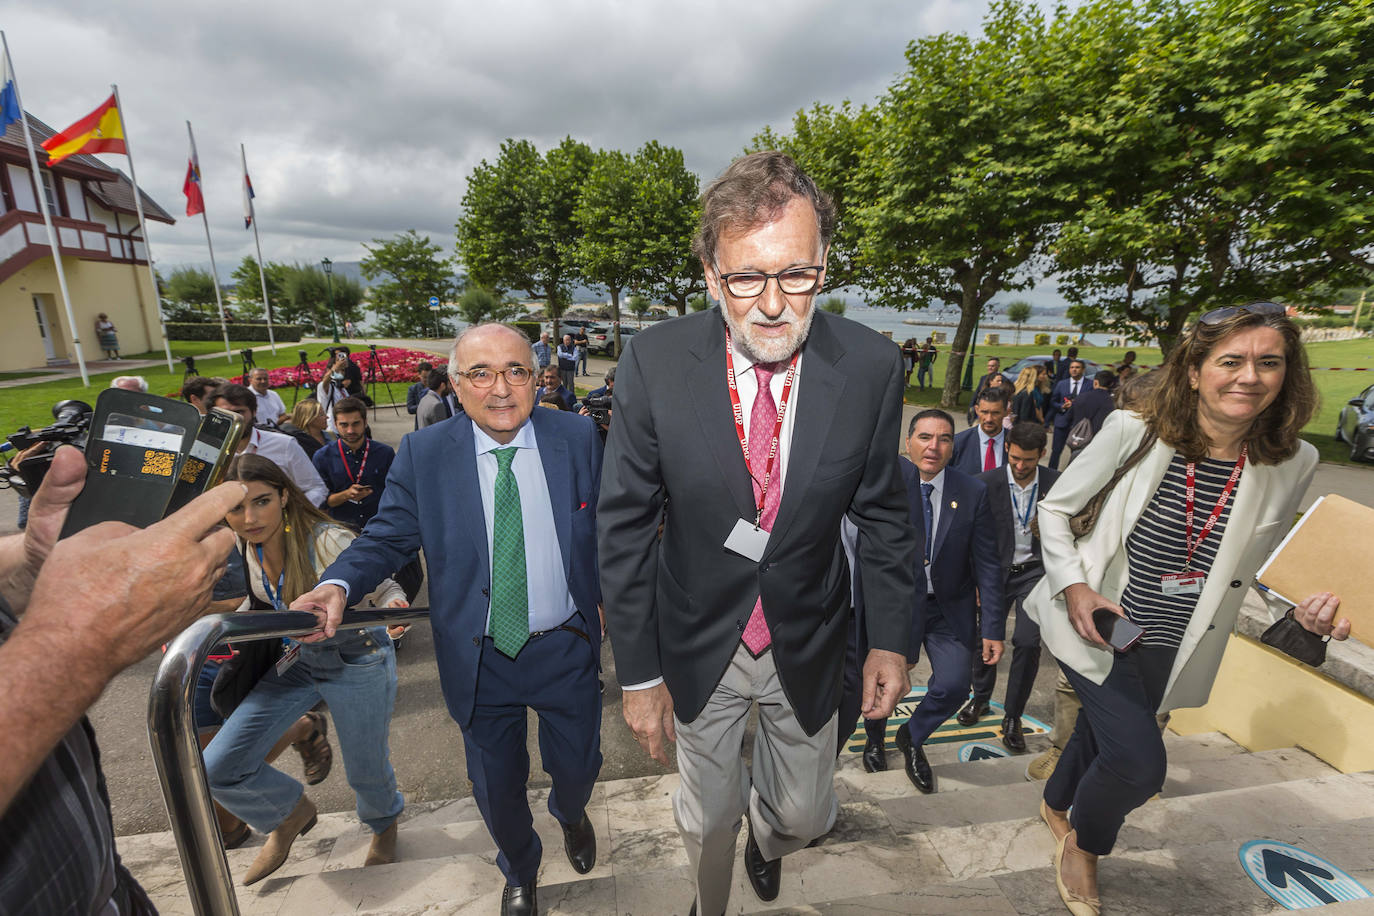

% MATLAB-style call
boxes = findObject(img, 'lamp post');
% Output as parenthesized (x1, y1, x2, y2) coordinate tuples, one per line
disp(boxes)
(321, 257, 340, 343)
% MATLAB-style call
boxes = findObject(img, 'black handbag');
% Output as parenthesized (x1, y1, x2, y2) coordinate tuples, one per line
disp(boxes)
(210, 638, 284, 719)
(1260, 609, 1328, 668)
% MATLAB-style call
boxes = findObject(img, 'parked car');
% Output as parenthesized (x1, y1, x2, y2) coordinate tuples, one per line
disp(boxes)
(586, 324, 638, 358)
(999, 354, 1103, 385)
(1336, 383, 1374, 462)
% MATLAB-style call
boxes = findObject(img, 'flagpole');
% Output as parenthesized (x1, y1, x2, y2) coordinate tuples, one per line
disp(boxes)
(186, 122, 232, 365)
(112, 83, 175, 372)
(3, 32, 90, 386)
(241, 143, 276, 353)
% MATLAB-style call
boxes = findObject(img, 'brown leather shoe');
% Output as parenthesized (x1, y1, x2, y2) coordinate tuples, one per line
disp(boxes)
(364, 822, 398, 866)
(293, 711, 333, 786)
(242, 795, 317, 885)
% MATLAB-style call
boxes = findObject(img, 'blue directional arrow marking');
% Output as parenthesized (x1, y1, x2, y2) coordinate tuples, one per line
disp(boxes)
(428, 296, 440, 307)
(957, 741, 1007, 762)
(1239, 840, 1370, 909)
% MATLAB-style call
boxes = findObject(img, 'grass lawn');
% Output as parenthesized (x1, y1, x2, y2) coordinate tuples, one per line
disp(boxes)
(0, 341, 317, 434)
(904, 337, 1374, 466)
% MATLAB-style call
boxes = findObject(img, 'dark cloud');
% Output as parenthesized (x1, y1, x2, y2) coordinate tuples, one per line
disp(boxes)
(5, 0, 1007, 273)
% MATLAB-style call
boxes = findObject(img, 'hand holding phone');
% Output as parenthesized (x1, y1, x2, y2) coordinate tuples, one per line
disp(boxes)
(1093, 607, 1145, 652)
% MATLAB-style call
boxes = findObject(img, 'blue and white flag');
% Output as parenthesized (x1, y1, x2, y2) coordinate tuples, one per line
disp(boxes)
(1, 56, 21, 129)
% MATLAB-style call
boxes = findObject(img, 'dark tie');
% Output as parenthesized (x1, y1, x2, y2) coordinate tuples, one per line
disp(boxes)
(983, 436, 996, 472)
(1071, 380, 1079, 397)
(921, 482, 934, 564)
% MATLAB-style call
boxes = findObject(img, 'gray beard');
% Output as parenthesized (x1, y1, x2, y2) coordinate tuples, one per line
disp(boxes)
(719, 301, 815, 365)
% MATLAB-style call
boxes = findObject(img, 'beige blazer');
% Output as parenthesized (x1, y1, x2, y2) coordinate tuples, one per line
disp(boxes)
(1024, 410, 1316, 712)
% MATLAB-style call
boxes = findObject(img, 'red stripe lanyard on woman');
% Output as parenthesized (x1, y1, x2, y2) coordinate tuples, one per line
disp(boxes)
(724, 329, 799, 527)
(337, 438, 370, 484)
(1183, 444, 1246, 571)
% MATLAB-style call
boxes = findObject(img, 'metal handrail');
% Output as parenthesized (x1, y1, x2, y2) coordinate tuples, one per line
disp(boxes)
(147, 607, 429, 916)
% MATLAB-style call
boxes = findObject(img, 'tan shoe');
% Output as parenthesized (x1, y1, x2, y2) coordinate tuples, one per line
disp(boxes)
(243, 795, 317, 885)
(1026, 745, 1062, 781)
(1053, 831, 1101, 916)
(364, 822, 398, 866)
(1040, 798, 1070, 844)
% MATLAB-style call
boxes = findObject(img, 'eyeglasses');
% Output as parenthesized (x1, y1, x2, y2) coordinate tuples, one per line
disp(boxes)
(454, 366, 535, 388)
(715, 265, 824, 298)
(1198, 301, 1287, 325)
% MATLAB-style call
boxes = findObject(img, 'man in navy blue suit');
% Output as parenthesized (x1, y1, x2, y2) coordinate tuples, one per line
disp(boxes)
(868, 409, 1003, 794)
(293, 323, 604, 916)
(1046, 358, 1087, 468)
(950, 388, 1009, 476)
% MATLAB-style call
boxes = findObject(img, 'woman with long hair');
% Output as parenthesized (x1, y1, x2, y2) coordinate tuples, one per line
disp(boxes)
(279, 399, 332, 458)
(203, 455, 408, 885)
(1025, 303, 1348, 914)
(1011, 366, 1043, 423)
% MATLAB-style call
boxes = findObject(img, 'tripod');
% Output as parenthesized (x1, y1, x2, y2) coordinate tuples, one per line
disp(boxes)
(240, 348, 257, 383)
(363, 343, 400, 415)
(289, 350, 317, 408)
(181, 355, 199, 380)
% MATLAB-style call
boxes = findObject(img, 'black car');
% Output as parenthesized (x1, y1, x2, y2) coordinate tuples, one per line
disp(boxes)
(1336, 383, 1374, 462)
(586, 325, 638, 357)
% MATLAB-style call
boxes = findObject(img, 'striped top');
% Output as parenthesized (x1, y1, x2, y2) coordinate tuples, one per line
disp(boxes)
(1121, 453, 1240, 648)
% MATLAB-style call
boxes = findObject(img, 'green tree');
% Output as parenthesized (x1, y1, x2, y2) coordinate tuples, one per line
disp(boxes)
(1005, 300, 1032, 343)
(634, 142, 705, 317)
(1052, 0, 1374, 355)
(230, 255, 289, 323)
(688, 293, 710, 312)
(165, 266, 219, 316)
(457, 285, 518, 327)
(361, 230, 457, 338)
(282, 264, 364, 336)
(457, 137, 594, 340)
(820, 296, 847, 316)
(574, 148, 637, 354)
(626, 293, 651, 326)
(853, 1, 1076, 407)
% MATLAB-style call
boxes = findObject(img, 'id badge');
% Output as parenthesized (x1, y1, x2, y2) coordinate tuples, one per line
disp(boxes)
(275, 643, 301, 676)
(1160, 571, 1205, 596)
(724, 518, 770, 562)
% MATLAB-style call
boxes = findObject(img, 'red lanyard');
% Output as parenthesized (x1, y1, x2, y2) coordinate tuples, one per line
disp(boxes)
(337, 438, 370, 484)
(724, 330, 799, 525)
(1183, 444, 1246, 570)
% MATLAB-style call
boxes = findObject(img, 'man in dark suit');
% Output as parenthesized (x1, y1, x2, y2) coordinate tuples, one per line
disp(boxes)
(966, 356, 1002, 425)
(415, 367, 456, 429)
(1067, 370, 1117, 444)
(598, 152, 916, 916)
(1048, 348, 1063, 382)
(536, 364, 577, 412)
(876, 409, 1003, 795)
(1054, 345, 1078, 384)
(960, 421, 1061, 750)
(1046, 358, 1087, 468)
(951, 387, 1009, 475)
(405, 361, 433, 430)
(293, 323, 604, 916)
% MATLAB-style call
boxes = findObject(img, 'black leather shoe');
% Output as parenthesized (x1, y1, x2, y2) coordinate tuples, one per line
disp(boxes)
(956, 697, 991, 727)
(744, 819, 781, 901)
(862, 737, 888, 773)
(895, 724, 935, 794)
(1001, 715, 1027, 753)
(560, 812, 596, 874)
(501, 882, 537, 916)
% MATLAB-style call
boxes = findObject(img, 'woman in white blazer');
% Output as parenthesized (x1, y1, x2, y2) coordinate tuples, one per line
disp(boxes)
(1023, 303, 1350, 915)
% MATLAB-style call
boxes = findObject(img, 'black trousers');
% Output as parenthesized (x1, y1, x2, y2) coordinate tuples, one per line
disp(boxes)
(1043, 646, 1177, 856)
(969, 564, 1044, 718)
(1048, 424, 1071, 468)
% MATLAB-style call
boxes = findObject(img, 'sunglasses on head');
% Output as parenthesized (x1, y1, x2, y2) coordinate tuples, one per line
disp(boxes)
(1198, 301, 1287, 325)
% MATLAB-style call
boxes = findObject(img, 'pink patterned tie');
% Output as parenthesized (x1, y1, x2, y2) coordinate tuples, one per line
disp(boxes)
(742, 362, 782, 656)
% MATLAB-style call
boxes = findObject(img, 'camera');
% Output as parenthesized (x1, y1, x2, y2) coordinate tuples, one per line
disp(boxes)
(583, 395, 613, 426)
(0, 400, 94, 499)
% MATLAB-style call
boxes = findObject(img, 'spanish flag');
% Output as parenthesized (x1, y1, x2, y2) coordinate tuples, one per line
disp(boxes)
(41, 93, 126, 165)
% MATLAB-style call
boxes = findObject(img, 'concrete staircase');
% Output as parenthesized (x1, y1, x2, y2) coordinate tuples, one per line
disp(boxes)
(118, 731, 1374, 915)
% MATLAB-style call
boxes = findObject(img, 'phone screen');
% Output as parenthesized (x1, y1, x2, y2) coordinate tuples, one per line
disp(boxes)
(164, 408, 244, 515)
(1094, 607, 1145, 652)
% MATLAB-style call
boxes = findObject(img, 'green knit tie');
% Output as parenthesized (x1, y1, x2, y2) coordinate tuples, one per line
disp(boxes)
(488, 447, 529, 658)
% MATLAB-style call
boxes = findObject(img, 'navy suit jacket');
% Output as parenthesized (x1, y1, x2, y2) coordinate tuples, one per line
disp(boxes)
(1049, 377, 1086, 428)
(902, 459, 1005, 652)
(321, 407, 604, 729)
(950, 426, 1005, 476)
(976, 465, 1060, 596)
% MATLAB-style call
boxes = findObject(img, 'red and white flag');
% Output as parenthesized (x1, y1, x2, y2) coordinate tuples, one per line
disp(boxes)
(183, 138, 204, 217)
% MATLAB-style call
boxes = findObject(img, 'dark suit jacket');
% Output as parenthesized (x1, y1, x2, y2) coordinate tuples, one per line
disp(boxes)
(950, 426, 1005, 476)
(904, 461, 1004, 652)
(321, 407, 604, 729)
(537, 385, 577, 412)
(1068, 387, 1115, 436)
(1049, 377, 1087, 428)
(976, 465, 1060, 595)
(598, 309, 917, 735)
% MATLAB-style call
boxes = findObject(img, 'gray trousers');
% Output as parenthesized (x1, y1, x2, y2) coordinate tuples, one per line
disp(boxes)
(673, 643, 838, 916)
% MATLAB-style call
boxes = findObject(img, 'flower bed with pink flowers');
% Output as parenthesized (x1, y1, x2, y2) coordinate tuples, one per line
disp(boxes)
(231, 347, 441, 389)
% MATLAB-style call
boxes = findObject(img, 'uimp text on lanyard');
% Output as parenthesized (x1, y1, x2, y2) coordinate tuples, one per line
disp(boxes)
(338, 438, 371, 502)
(1182, 443, 1246, 572)
(724, 329, 799, 528)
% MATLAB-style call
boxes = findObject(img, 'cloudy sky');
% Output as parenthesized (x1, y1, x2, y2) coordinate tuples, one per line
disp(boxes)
(7, 1, 1018, 276)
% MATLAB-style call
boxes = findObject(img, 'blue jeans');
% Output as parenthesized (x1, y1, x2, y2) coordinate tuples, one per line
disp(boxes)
(204, 630, 403, 835)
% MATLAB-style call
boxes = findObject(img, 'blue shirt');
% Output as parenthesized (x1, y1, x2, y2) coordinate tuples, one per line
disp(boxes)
(472, 419, 578, 632)
(312, 437, 396, 531)
(533, 340, 552, 367)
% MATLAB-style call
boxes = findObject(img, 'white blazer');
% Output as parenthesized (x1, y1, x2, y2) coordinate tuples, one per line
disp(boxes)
(1024, 410, 1316, 713)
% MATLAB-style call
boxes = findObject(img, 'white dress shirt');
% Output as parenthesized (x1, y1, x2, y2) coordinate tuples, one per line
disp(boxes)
(624, 341, 805, 692)
(1006, 464, 1039, 565)
(472, 419, 578, 633)
(243, 427, 328, 507)
(252, 387, 287, 425)
(921, 468, 945, 596)
(976, 427, 1006, 470)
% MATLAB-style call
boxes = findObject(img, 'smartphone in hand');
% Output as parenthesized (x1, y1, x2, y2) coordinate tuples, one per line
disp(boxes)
(1093, 607, 1145, 652)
